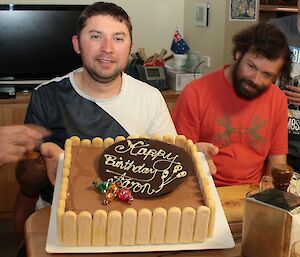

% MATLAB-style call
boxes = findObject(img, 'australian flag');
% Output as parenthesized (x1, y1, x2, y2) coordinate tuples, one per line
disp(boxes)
(171, 30, 190, 54)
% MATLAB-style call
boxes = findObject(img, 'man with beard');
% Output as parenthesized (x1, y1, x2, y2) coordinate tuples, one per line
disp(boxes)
(15, 2, 176, 237)
(172, 23, 292, 186)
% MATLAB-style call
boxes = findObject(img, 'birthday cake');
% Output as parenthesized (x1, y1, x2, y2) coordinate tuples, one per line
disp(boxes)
(56, 135, 215, 246)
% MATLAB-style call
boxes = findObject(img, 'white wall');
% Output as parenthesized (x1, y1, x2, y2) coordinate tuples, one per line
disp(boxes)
(184, 0, 227, 73)
(184, 0, 257, 73)
(2, 0, 185, 58)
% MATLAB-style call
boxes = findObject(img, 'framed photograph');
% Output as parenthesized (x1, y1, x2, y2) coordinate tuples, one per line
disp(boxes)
(229, 0, 257, 21)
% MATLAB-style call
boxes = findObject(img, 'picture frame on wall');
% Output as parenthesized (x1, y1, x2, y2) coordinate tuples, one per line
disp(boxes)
(229, 0, 257, 21)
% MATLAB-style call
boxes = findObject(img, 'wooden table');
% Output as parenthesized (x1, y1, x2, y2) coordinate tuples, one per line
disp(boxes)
(25, 184, 259, 257)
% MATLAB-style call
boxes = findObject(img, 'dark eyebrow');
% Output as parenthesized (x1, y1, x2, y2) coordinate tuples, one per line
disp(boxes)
(88, 30, 126, 37)
(114, 32, 126, 37)
(89, 29, 101, 34)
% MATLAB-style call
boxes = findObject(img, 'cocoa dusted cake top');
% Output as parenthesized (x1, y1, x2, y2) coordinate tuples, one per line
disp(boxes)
(66, 137, 204, 214)
(99, 138, 193, 199)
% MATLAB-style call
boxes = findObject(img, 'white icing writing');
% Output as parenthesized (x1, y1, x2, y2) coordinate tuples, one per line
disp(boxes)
(115, 140, 177, 162)
(103, 140, 188, 196)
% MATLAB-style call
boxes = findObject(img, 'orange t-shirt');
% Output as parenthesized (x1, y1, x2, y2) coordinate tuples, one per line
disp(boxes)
(172, 67, 288, 186)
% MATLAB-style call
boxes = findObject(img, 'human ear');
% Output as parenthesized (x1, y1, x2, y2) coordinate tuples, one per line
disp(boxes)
(72, 35, 81, 54)
(235, 51, 241, 60)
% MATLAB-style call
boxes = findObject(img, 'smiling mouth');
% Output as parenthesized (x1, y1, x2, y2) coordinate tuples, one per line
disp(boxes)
(243, 81, 259, 94)
(97, 58, 113, 64)
(244, 83, 256, 92)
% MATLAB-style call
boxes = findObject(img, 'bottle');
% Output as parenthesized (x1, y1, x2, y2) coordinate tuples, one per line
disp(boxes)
(271, 164, 294, 192)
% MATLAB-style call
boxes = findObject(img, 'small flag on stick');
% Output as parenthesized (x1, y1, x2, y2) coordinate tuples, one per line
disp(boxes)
(171, 30, 190, 54)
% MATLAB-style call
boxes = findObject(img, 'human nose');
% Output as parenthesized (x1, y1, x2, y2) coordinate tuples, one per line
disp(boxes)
(101, 37, 113, 53)
(251, 71, 264, 85)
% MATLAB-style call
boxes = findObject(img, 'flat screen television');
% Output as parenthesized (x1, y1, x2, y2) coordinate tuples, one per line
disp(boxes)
(0, 4, 88, 90)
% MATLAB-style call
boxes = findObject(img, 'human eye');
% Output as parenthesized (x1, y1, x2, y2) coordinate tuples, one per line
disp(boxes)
(114, 37, 125, 43)
(247, 62, 256, 71)
(262, 72, 272, 79)
(90, 34, 100, 40)
(89, 31, 103, 40)
(114, 33, 126, 42)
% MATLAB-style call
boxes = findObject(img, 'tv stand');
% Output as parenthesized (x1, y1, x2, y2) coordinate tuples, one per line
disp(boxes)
(0, 79, 46, 95)
(0, 86, 15, 99)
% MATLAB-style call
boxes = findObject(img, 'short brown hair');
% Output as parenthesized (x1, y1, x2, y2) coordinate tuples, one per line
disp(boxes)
(76, 2, 133, 42)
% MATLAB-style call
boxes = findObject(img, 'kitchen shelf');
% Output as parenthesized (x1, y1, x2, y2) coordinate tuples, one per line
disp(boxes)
(260, 4, 298, 12)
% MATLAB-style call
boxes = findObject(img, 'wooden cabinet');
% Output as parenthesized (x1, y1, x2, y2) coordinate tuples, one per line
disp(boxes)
(0, 90, 179, 219)
(0, 92, 31, 219)
(162, 89, 181, 112)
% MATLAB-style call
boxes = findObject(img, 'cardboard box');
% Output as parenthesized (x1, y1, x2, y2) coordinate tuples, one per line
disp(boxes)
(242, 189, 300, 257)
(166, 69, 202, 92)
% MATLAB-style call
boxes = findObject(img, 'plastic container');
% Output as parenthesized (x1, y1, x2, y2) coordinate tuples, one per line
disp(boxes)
(172, 53, 188, 71)
(188, 50, 202, 72)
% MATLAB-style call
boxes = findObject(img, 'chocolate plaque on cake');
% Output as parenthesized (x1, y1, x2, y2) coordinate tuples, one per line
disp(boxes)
(99, 138, 194, 199)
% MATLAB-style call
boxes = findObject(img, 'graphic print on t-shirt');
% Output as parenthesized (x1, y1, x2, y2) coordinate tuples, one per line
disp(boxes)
(214, 113, 266, 149)
(287, 45, 300, 138)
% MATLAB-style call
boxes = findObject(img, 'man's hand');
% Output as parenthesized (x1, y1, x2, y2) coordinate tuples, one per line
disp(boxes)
(195, 142, 219, 174)
(0, 124, 49, 166)
(40, 142, 64, 185)
(284, 85, 300, 106)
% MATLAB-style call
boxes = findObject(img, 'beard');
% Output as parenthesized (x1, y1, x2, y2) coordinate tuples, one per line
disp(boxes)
(78, 43, 127, 84)
(84, 63, 122, 84)
(231, 59, 268, 100)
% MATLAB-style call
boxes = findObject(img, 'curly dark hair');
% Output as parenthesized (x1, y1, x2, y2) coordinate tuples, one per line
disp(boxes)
(232, 23, 292, 82)
(76, 2, 132, 42)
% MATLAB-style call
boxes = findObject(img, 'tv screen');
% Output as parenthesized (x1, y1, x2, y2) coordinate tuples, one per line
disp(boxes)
(0, 5, 87, 88)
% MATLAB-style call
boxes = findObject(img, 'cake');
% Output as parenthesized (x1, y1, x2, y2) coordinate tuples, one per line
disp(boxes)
(56, 135, 216, 247)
